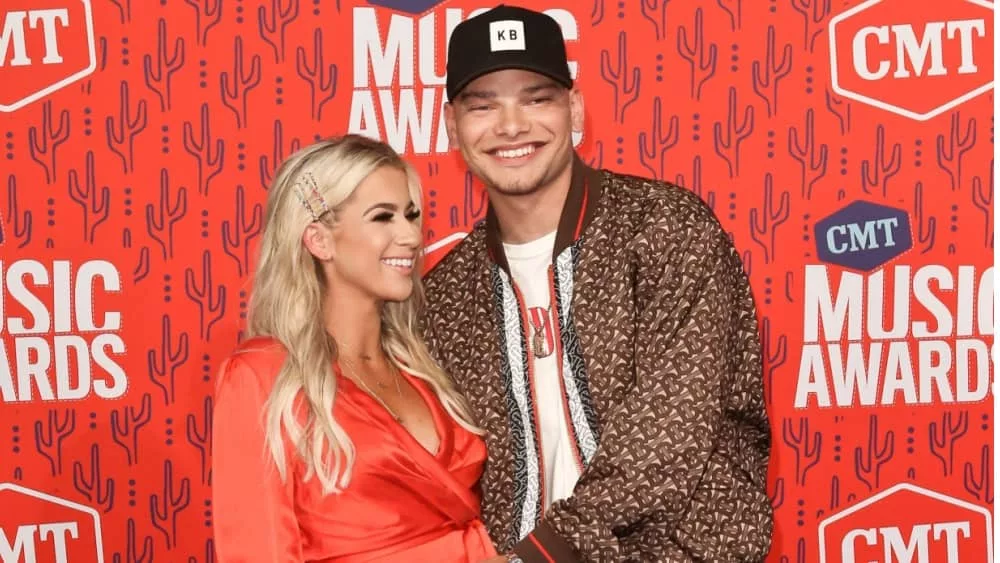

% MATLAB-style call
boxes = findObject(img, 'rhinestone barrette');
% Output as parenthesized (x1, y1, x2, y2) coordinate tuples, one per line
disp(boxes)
(293, 172, 330, 222)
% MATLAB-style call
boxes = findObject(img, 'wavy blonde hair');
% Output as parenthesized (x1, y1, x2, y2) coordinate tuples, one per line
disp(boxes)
(245, 134, 480, 494)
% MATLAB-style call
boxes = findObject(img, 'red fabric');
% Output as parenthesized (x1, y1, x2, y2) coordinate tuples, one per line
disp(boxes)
(212, 337, 497, 562)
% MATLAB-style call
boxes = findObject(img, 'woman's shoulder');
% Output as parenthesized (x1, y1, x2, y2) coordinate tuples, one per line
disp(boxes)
(216, 336, 289, 393)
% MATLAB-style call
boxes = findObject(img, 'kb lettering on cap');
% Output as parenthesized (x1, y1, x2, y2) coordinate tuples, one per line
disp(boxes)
(489, 20, 526, 51)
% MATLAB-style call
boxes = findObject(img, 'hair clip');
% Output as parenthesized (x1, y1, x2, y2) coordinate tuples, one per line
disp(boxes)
(293, 172, 330, 222)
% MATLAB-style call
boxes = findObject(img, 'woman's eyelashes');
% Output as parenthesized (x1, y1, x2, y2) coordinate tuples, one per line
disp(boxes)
(370, 209, 421, 222)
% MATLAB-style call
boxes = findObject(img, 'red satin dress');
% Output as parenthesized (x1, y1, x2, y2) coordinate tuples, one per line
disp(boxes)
(212, 337, 497, 562)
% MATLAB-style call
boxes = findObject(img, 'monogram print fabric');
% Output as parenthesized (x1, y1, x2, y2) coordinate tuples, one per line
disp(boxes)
(422, 159, 772, 562)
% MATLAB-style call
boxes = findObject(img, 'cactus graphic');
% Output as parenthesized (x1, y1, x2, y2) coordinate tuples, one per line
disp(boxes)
(600, 30, 640, 123)
(187, 396, 214, 485)
(148, 315, 190, 405)
(67, 151, 110, 244)
(28, 100, 70, 183)
(133, 246, 151, 284)
(112, 518, 154, 563)
(761, 316, 787, 405)
(788, 108, 828, 199)
(109, 0, 132, 23)
(184, 0, 223, 45)
(861, 124, 901, 197)
(449, 171, 487, 229)
(825, 88, 851, 134)
(143, 19, 185, 111)
(260, 120, 302, 190)
(106, 81, 148, 173)
(185, 250, 227, 340)
(146, 169, 188, 260)
(749, 173, 790, 264)
(591, 0, 605, 25)
(769, 476, 785, 509)
(35, 409, 76, 476)
(854, 414, 894, 491)
(751, 25, 792, 117)
(713, 87, 754, 178)
(782, 417, 821, 485)
(913, 181, 937, 254)
(222, 185, 263, 276)
(638, 97, 679, 181)
(971, 169, 993, 248)
(111, 394, 152, 465)
(296, 29, 338, 120)
(259, 0, 299, 63)
(1, 176, 32, 248)
(150, 459, 191, 550)
(183, 103, 225, 195)
(221, 36, 262, 129)
(929, 411, 968, 476)
(677, 7, 717, 100)
(936, 111, 976, 190)
(791, 0, 832, 51)
(963, 444, 993, 503)
(715, 0, 742, 31)
(639, 0, 668, 40)
(73, 443, 114, 513)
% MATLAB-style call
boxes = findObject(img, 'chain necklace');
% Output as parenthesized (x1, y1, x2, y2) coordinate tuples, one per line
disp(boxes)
(339, 354, 404, 423)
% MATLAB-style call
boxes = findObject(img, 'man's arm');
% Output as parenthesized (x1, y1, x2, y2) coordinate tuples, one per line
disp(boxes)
(512, 209, 773, 562)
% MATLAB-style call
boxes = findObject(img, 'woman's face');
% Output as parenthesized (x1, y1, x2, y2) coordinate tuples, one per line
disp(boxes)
(316, 165, 422, 304)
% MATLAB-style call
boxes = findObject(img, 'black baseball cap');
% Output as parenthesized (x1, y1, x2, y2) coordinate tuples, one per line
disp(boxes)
(446, 5, 573, 101)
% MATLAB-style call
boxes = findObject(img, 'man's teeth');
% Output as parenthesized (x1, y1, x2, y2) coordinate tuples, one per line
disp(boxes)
(496, 145, 535, 159)
(383, 258, 413, 267)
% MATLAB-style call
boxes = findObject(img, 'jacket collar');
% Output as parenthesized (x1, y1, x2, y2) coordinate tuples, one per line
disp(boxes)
(484, 153, 603, 273)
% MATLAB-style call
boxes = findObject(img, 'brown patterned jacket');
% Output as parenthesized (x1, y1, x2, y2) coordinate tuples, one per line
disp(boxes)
(422, 155, 773, 562)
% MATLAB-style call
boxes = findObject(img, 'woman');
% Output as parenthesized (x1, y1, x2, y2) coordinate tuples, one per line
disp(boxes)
(212, 135, 498, 562)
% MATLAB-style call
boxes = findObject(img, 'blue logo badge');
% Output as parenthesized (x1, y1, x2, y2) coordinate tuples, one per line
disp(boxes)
(815, 201, 913, 271)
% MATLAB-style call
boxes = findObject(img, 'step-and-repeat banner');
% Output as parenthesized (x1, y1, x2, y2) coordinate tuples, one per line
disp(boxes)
(0, 0, 994, 561)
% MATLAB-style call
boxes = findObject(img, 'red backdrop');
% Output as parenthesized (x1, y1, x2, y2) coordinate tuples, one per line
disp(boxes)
(0, 0, 994, 561)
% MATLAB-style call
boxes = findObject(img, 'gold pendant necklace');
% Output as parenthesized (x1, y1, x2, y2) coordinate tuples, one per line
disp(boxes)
(340, 355, 404, 423)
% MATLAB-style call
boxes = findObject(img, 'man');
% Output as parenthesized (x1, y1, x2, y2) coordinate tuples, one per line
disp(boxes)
(422, 5, 773, 562)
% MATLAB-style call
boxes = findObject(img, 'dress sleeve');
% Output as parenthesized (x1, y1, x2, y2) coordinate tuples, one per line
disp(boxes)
(212, 355, 304, 563)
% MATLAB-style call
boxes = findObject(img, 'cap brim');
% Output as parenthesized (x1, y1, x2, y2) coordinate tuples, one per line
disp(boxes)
(448, 62, 573, 101)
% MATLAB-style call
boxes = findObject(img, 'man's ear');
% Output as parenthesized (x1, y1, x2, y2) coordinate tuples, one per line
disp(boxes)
(569, 88, 585, 133)
(302, 223, 334, 262)
(443, 102, 459, 149)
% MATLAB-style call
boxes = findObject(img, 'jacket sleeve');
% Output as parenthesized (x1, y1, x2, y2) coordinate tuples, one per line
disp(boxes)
(212, 356, 304, 563)
(512, 213, 773, 562)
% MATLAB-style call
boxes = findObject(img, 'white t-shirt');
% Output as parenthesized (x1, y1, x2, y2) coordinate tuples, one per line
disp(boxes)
(503, 231, 582, 509)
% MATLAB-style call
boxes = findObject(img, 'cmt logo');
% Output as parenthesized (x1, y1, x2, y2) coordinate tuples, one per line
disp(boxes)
(0, 1, 96, 112)
(0, 483, 104, 562)
(829, 0, 994, 121)
(818, 483, 992, 563)
(815, 201, 912, 271)
(366, 0, 446, 14)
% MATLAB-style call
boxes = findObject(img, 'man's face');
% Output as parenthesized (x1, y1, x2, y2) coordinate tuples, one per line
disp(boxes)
(444, 69, 584, 197)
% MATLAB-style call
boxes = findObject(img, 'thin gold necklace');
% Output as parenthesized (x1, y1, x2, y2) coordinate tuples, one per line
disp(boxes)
(339, 355, 404, 423)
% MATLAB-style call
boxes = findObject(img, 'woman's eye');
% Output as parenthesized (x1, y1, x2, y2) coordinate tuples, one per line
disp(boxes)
(372, 212, 393, 222)
(405, 210, 422, 222)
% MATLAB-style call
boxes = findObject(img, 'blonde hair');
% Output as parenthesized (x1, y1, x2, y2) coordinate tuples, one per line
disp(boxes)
(245, 134, 480, 494)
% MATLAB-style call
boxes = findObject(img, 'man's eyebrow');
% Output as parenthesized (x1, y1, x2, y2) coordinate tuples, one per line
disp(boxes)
(457, 89, 497, 101)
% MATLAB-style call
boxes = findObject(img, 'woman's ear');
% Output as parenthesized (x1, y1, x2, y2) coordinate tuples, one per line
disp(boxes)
(302, 223, 334, 262)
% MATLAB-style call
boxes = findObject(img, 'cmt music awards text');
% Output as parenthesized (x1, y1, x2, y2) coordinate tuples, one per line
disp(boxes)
(1, 260, 127, 403)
